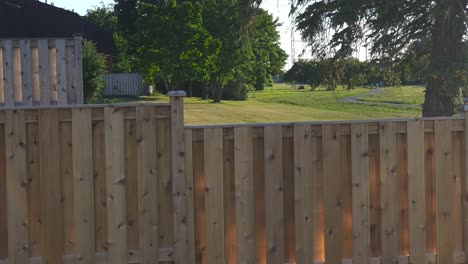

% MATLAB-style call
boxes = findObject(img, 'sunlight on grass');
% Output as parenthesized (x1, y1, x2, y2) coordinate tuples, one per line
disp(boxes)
(359, 86, 425, 105)
(119, 84, 422, 125)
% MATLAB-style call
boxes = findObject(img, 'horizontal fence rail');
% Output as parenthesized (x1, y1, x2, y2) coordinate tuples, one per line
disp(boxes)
(184, 116, 468, 264)
(0, 36, 83, 107)
(1, 93, 468, 264)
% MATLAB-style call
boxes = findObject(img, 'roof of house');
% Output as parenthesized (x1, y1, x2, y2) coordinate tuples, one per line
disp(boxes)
(0, 0, 115, 55)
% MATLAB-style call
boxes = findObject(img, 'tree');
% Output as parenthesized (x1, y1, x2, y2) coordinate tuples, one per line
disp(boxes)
(251, 10, 288, 90)
(114, 0, 287, 101)
(82, 40, 108, 102)
(135, 1, 220, 93)
(283, 60, 324, 90)
(294, 0, 468, 116)
(85, 3, 134, 73)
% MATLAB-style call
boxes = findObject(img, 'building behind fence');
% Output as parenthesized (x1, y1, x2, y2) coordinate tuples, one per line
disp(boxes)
(103, 73, 145, 97)
(0, 93, 468, 264)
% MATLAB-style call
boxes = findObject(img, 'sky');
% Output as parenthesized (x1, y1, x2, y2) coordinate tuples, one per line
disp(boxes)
(49, 0, 309, 69)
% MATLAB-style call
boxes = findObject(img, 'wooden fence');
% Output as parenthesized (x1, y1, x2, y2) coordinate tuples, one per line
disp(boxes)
(1, 93, 468, 264)
(103, 73, 145, 97)
(0, 100, 180, 264)
(0, 36, 83, 106)
(184, 117, 468, 264)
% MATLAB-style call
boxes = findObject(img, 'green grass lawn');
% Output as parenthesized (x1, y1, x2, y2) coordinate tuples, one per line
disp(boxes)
(122, 84, 423, 124)
(360, 85, 425, 105)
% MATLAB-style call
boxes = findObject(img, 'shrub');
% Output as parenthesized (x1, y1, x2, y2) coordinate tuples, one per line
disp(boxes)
(82, 40, 108, 103)
(298, 85, 305, 90)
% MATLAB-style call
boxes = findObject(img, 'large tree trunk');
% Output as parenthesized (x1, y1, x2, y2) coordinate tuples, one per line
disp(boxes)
(213, 84, 223, 103)
(423, 0, 466, 117)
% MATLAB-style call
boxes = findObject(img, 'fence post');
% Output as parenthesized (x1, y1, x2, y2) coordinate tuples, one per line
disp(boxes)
(464, 105, 468, 260)
(169, 91, 189, 263)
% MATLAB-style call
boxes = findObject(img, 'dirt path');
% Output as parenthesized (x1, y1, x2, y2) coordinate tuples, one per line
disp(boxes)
(340, 88, 420, 108)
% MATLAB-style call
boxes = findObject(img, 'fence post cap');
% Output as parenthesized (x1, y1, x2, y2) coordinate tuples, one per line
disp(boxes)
(168, 91, 187, 97)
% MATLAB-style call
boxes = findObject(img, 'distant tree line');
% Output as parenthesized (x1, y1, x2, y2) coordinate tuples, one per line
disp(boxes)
(85, 0, 287, 102)
(282, 57, 422, 90)
(292, 0, 468, 117)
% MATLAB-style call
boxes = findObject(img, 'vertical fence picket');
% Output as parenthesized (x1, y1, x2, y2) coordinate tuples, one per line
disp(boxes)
(74, 36, 84, 104)
(293, 125, 315, 264)
(185, 130, 197, 264)
(204, 128, 225, 264)
(55, 39, 67, 105)
(0, 46, 4, 105)
(351, 123, 371, 264)
(465, 113, 468, 261)
(72, 108, 95, 263)
(234, 127, 255, 264)
(39, 109, 63, 263)
(136, 107, 159, 264)
(38, 40, 50, 105)
(20, 41, 32, 106)
(434, 120, 457, 263)
(407, 121, 426, 264)
(253, 128, 266, 264)
(264, 126, 284, 264)
(169, 92, 189, 264)
(379, 122, 399, 263)
(104, 107, 128, 264)
(156, 118, 173, 261)
(5, 110, 29, 263)
(2, 40, 14, 106)
(322, 124, 343, 264)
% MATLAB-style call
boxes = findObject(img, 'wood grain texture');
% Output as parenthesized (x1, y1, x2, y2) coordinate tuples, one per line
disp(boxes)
(0, 124, 6, 259)
(407, 121, 426, 264)
(74, 36, 84, 104)
(434, 119, 456, 264)
(379, 122, 399, 263)
(264, 126, 284, 264)
(0, 47, 4, 104)
(5, 110, 29, 263)
(253, 132, 266, 264)
(192, 135, 206, 264)
(20, 40, 32, 106)
(322, 124, 343, 264)
(351, 123, 371, 264)
(341, 134, 353, 259)
(136, 107, 159, 264)
(155, 118, 173, 263)
(293, 125, 315, 264)
(59, 118, 75, 254)
(37, 40, 50, 105)
(55, 39, 67, 105)
(234, 127, 255, 264)
(92, 119, 107, 252)
(26, 122, 41, 256)
(31, 47, 40, 103)
(223, 131, 236, 264)
(65, 47, 76, 104)
(104, 107, 128, 264)
(204, 128, 225, 264)
(72, 108, 95, 263)
(282, 134, 295, 264)
(184, 130, 197, 264)
(464, 113, 468, 260)
(124, 119, 138, 251)
(2, 40, 14, 106)
(39, 109, 63, 263)
(170, 96, 189, 264)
